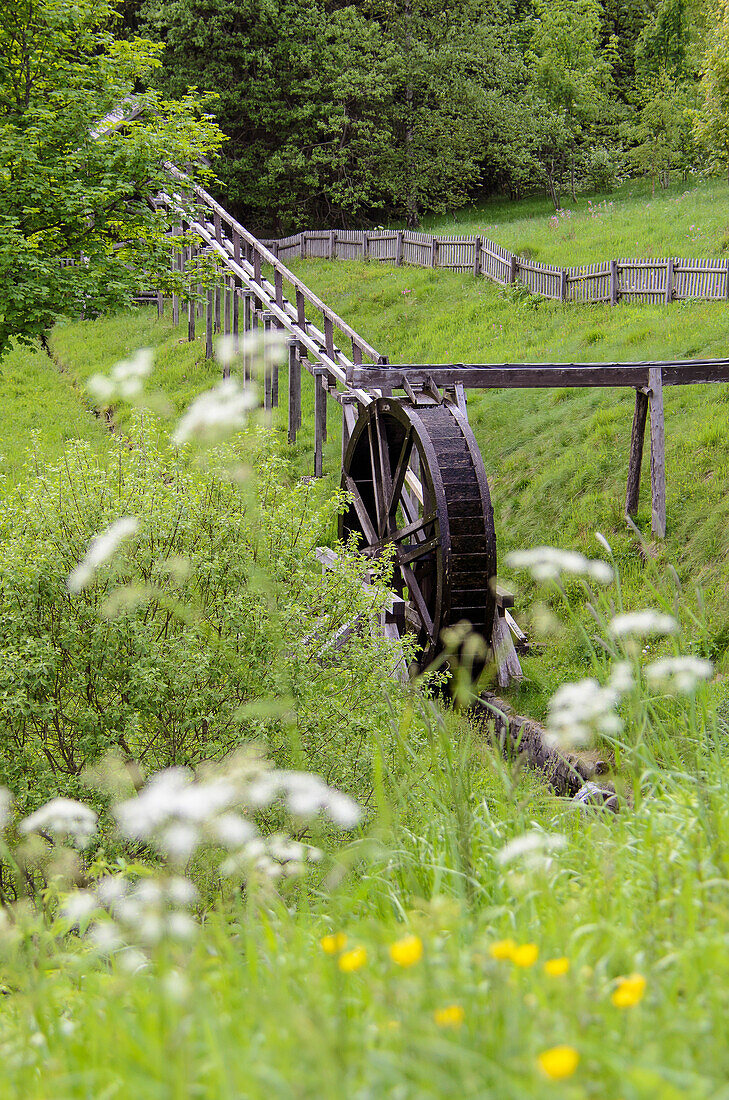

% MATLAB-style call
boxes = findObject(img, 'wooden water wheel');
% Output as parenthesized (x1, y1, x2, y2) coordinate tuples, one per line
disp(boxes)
(339, 397, 497, 673)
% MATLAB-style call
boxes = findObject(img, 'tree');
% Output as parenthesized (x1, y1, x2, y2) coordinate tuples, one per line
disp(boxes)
(695, 0, 729, 183)
(0, 0, 222, 356)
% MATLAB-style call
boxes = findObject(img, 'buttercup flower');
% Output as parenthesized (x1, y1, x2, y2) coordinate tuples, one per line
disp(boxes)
(489, 938, 516, 961)
(320, 932, 348, 955)
(538, 1045, 580, 1080)
(338, 946, 367, 973)
(544, 956, 570, 977)
(389, 934, 423, 968)
(611, 973, 646, 1007)
(512, 943, 539, 968)
(434, 1005, 465, 1029)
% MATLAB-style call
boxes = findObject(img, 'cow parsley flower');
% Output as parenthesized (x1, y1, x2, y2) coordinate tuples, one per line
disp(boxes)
(609, 610, 678, 638)
(546, 662, 630, 749)
(173, 377, 257, 444)
(506, 547, 613, 585)
(20, 798, 98, 846)
(645, 656, 713, 694)
(0, 788, 12, 831)
(87, 348, 153, 402)
(68, 516, 139, 592)
(496, 830, 566, 870)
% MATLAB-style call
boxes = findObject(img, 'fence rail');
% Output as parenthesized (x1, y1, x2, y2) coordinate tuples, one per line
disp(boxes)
(260, 229, 729, 306)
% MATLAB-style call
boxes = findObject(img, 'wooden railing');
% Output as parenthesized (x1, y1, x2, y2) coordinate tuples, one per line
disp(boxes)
(260, 228, 729, 306)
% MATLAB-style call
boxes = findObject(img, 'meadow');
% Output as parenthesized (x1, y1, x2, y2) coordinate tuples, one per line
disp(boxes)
(1, 179, 729, 1097)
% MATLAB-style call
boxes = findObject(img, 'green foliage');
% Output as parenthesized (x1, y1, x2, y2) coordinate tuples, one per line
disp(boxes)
(0, 0, 223, 355)
(695, 0, 729, 182)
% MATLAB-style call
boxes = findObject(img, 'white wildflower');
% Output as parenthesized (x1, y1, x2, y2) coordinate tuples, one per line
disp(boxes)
(506, 546, 613, 585)
(595, 531, 612, 555)
(325, 790, 362, 830)
(117, 948, 149, 974)
(89, 920, 122, 953)
(496, 831, 566, 870)
(166, 877, 198, 907)
(166, 911, 196, 941)
(20, 798, 97, 846)
(96, 875, 129, 906)
(159, 821, 201, 861)
(60, 890, 98, 925)
(0, 787, 12, 831)
(609, 610, 678, 638)
(68, 516, 139, 593)
(86, 373, 116, 403)
(162, 969, 190, 1002)
(173, 377, 257, 444)
(87, 349, 153, 402)
(608, 660, 635, 695)
(646, 656, 713, 695)
(546, 676, 623, 749)
(211, 813, 257, 848)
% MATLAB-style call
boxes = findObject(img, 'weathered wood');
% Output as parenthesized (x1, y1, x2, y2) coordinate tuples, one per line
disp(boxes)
(262, 312, 273, 409)
(560, 268, 568, 302)
(648, 366, 666, 538)
(351, 359, 729, 391)
(492, 607, 523, 689)
(314, 369, 327, 477)
(243, 292, 253, 382)
(665, 257, 674, 304)
(224, 283, 231, 336)
(508, 254, 517, 284)
(473, 236, 482, 278)
(610, 259, 619, 305)
(431, 237, 439, 268)
(188, 291, 196, 342)
(214, 285, 221, 334)
(231, 289, 239, 361)
(341, 395, 359, 464)
(625, 389, 648, 517)
(395, 231, 404, 266)
(288, 340, 301, 443)
(205, 288, 214, 360)
(157, 291, 164, 319)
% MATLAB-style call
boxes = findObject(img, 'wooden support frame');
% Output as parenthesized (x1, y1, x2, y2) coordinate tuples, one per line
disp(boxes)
(648, 366, 666, 538)
(205, 288, 214, 359)
(340, 394, 360, 464)
(314, 368, 327, 477)
(288, 339, 301, 443)
(625, 389, 649, 517)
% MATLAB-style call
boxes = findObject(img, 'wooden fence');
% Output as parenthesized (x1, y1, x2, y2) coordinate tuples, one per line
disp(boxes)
(260, 229, 729, 305)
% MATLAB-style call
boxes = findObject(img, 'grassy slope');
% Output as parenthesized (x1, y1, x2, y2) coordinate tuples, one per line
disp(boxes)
(423, 176, 729, 265)
(0, 341, 108, 493)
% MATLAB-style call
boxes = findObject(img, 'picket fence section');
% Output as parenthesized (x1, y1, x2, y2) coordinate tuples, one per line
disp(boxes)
(261, 229, 729, 305)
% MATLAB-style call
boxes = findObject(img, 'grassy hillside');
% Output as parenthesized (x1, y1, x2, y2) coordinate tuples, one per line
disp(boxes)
(422, 176, 729, 266)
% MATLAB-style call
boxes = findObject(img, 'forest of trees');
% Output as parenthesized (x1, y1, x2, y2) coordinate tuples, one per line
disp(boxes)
(131, 0, 729, 233)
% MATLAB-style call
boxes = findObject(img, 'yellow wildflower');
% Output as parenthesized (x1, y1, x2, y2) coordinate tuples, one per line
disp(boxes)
(611, 973, 646, 1008)
(320, 932, 348, 955)
(433, 1004, 465, 1029)
(544, 956, 570, 977)
(389, 934, 423, 968)
(538, 1045, 580, 1080)
(512, 943, 539, 968)
(338, 946, 367, 973)
(489, 938, 517, 961)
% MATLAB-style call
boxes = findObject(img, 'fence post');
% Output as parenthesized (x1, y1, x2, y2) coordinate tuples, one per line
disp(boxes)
(157, 290, 164, 319)
(396, 231, 404, 266)
(560, 268, 568, 302)
(231, 287, 239, 360)
(473, 236, 481, 278)
(508, 254, 517, 284)
(625, 389, 649, 517)
(648, 367, 666, 538)
(610, 260, 619, 305)
(725, 259, 729, 301)
(301, 232, 307, 260)
(431, 237, 438, 268)
(665, 258, 674, 304)
(329, 230, 336, 260)
(363, 231, 370, 261)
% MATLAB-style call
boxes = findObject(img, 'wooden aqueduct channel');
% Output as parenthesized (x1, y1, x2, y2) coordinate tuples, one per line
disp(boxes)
(152, 168, 729, 807)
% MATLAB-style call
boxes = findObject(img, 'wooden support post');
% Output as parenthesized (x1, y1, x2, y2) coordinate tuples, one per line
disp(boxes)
(188, 291, 195, 342)
(262, 312, 272, 410)
(725, 258, 729, 301)
(665, 258, 674, 304)
(314, 369, 327, 477)
(610, 259, 619, 305)
(172, 227, 180, 325)
(341, 395, 359, 465)
(329, 231, 337, 260)
(288, 340, 301, 444)
(301, 231, 307, 260)
(274, 269, 284, 311)
(214, 285, 221, 334)
(395, 231, 404, 266)
(492, 605, 523, 689)
(205, 288, 214, 359)
(157, 291, 164, 319)
(625, 389, 648, 517)
(296, 288, 306, 329)
(363, 232, 370, 260)
(232, 288, 240, 358)
(213, 211, 222, 243)
(233, 229, 241, 265)
(473, 236, 481, 278)
(648, 367, 666, 538)
(243, 293, 253, 382)
(324, 316, 334, 358)
(431, 237, 439, 268)
(560, 268, 568, 302)
(508, 254, 517, 284)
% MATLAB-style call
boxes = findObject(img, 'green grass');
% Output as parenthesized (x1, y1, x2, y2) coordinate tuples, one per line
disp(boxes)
(421, 176, 729, 266)
(0, 340, 108, 492)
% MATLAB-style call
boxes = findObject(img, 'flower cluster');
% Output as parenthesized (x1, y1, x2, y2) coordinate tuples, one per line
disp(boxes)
(63, 874, 198, 954)
(645, 655, 713, 695)
(506, 546, 613, 585)
(20, 798, 98, 847)
(87, 348, 153, 403)
(67, 516, 139, 593)
(545, 662, 632, 749)
(609, 610, 678, 639)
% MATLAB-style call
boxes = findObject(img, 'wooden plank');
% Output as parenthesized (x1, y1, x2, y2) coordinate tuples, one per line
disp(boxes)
(492, 607, 523, 689)
(649, 366, 666, 538)
(205, 288, 214, 359)
(610, 259, 618, 305)
(288, 340, 301, 444)
(341, 395, 359, 464)
(665, 258, 674, 304)
(625, 389, 648, 517)
(314, 369, 327, 477)
(560, 268, 567, 302)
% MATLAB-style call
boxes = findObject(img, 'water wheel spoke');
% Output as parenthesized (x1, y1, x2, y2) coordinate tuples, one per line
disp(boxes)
(398, 534, 440, 566)
(392, 511, 437, 544)
(343, 474, 378, 547)
(387, 427, 413, 519)
(366, 419, 387, 537)
(398, 562, 435, 641)
(374, 406, 394, 527)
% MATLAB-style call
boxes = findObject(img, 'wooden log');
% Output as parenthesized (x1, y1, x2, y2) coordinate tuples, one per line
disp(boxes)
(665, 257, 674, 304)
(395, 231, 404, 266)
(473, 236, 481, 278)
(205, 288, 214, 360)
(288, 340, 301, 444)
(625, 389, 648, 517)
(648, 366, 666, 538)
(314, 369, 327, 477)
(610, 259, 618, 305)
